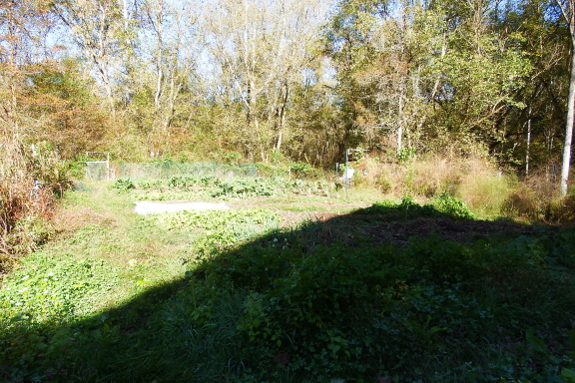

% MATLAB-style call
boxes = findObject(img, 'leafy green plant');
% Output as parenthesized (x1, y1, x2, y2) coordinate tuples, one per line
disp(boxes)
(398, 147, 417, 163)
(111, 177, 135, 193)
(210, 178, 275, 198)
(137, 178, 165, 190)
(434, 192, 475, 219)
(290, 162, 316, 179)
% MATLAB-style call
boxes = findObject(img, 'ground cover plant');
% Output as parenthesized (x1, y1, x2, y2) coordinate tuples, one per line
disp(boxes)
(116, 174, 335, 202)
(0, 174, 574, 383)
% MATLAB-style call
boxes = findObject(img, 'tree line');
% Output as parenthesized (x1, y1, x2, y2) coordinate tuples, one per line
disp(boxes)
(1, 0, 574, 194)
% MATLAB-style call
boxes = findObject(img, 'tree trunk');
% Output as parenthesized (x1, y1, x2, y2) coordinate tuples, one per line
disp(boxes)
(560, 44, 575, 196)
(526, 106, 532, 177)
(275, 82, 289, 151)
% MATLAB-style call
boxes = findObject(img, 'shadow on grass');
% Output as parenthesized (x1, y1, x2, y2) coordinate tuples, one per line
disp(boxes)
(1, 202, 575, 383)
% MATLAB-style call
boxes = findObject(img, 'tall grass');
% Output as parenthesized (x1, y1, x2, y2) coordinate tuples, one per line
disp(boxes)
(358, 155, 513, 217)
(0, 139, 70, 274)
(354, 155, 575, 222)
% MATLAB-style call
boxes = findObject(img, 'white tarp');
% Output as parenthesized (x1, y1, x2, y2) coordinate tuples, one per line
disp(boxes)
(134, 201, 230, 215)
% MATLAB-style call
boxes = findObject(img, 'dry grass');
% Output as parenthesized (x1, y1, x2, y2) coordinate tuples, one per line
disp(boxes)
(357, 155, 513, 218)
(499, 169, 574, 223)
(0, 139, 69, 275)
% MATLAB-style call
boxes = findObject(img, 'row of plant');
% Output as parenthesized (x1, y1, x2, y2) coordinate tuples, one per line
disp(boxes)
(2, 193, 574, 382)
(113, 174, 334, 199)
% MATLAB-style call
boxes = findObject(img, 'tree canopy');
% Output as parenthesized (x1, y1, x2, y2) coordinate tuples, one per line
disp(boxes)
(0, 0, 573, 191)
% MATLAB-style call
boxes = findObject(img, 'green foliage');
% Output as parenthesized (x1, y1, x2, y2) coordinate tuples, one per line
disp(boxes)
(111, 177, 135, 193)
(364, 194, 474, 220)
(398, 147, 417, 163)
(192, 220, 575, 382)
(211, 178, 275, 198)
(546, 196, 575, 225)
(0, 250, 119, 381)
(434, 192, 475, 220)
(129, 174, 334, 200)
(222, 151, 242, 165)
(149, 208, 279, 258)
(290, 162, 316, 179)
(168, 174, 220, 189)
(137, 178, 165, 190)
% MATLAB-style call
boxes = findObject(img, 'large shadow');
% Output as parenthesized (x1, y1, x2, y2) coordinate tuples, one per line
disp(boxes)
(1, 202, 574, 383)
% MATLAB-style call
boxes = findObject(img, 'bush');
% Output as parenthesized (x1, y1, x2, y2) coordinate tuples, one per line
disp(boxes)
(501, 187, 540, 220)
(434, 192, 475, 220)
(289, 162, 314, 179)
(545, 195, 575, 224)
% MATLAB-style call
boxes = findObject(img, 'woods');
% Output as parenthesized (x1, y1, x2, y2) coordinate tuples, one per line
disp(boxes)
(1, 0, 575, 192)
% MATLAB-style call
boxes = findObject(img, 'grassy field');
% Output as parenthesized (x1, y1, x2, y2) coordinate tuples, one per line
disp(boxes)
(1, 175, 575, 383)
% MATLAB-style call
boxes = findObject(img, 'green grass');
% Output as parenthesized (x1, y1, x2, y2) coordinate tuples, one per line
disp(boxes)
(1, 180, 575, 383)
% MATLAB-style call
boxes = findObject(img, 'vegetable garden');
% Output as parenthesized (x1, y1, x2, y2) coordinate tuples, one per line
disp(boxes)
(1, 172, 575, 383)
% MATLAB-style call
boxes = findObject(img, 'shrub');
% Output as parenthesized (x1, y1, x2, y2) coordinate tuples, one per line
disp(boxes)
(289, 162, 313, 178)
(434, 192, 475, 220)
(457, 165, 513, 217)
(545, 195, 575, 224)
(501, 186, 540, 220)
(406, 156, 463, 197)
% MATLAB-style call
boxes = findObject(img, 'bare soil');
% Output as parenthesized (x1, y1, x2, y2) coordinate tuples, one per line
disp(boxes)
(252, 202, 560, 246)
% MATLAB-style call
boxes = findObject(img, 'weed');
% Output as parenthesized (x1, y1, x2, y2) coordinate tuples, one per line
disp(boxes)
(111, 177, 135, 193)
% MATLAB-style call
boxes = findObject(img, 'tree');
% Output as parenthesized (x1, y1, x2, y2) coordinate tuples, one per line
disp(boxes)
(432, 0, 532, 151)
(555, 0, 575, 196)
(50, 0, 137, 117)
(132, 0, 201, 155)
(325, 0, 531, 158)
(489, 0, 568, 174)
(201, 0, 330, 160)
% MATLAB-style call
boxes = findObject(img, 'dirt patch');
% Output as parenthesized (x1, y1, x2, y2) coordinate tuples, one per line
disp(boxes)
(272, 208, 559, 247)
(358, 217, 551, 245)
(276, 211, 342, 228)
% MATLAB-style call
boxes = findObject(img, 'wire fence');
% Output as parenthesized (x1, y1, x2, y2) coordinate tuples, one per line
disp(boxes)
(96, 161, 259, 180)
(85, 161, 109, 181)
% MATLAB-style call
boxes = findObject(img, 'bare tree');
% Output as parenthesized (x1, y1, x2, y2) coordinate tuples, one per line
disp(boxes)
(201, 0, 331, 158)
(139, 0, 200, 139)
(50, 0, 136, 116)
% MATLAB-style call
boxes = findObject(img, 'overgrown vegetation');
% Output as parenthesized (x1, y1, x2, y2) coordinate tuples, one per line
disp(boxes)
(0, 141, 71, 275)
(3, 0, 575, 378)
(1, 174, 574, 382)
